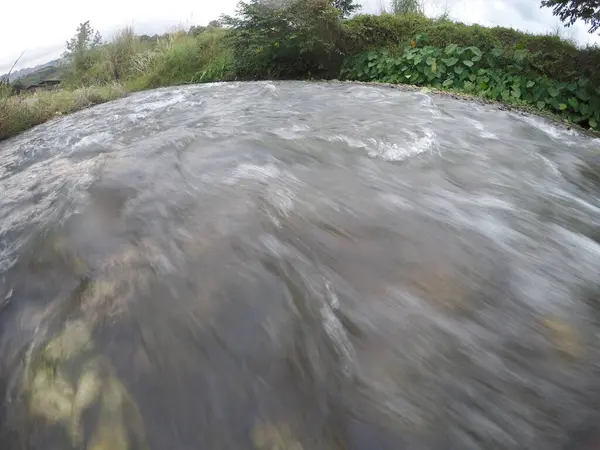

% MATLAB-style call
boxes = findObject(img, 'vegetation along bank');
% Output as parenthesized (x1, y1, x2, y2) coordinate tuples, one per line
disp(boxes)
(1, 0, 600, 141)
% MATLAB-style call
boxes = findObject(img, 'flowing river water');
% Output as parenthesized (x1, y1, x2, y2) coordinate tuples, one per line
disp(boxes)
(1, 81, 600, 450)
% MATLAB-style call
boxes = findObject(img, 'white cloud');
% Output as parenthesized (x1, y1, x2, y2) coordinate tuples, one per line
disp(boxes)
(1, 0, 598, 74)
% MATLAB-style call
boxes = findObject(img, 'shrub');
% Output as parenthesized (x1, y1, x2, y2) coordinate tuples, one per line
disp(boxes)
(222, 0, 344, 79)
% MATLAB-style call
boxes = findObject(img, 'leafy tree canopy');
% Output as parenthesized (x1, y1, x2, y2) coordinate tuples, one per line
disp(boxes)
(541, 0, 600, 33)
(330, 0, 360, 17)
(63, 21, 102, 61)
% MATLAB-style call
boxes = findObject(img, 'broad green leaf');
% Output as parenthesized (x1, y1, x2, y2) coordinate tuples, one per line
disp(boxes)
(454, 66, 463, 75)
(548, 87, 559, 97)
(580, 103, 589, 115)
(471, 55, 482, 62)
(559, 103, 567, 111)
(526, 81, 535, 88)
(513, 49, 528, 61)
(431, 61, 437, 73)
(443, 79, 454, 87)
(491, 47, 503, 58)
(442, 57, 458, 66)
(470, 46, 482, 57)
(568, 97, 579, 109)
(578, 78, 589, 87)
(445, 44, 458, 55)
(576, 89, 590, 101)
(463, 60, 474, 67)
(590, 118, 598, 128)
(512, 87, 521, 99)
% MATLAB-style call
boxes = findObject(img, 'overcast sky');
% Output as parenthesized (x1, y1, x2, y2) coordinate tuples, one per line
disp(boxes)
(1, 0, 599, 74)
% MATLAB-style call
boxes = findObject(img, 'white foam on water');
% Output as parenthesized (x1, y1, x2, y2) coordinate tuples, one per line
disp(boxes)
(227, 163, 281, 184)
(518, 115, 576, 142)
(266, 185, 296, 217)
(365, 129, 439, 162)
(467, 118, 497, 139)
(258, 81, 279, 94)
(552, 187, 600, 215)
(226, 163, 302, 220)
(416, 92, 442, 117)
(271, 124, 311, 140)
(72, 132, 113, 149)
(328, 135, 370, 149)
(378, 192, 415, 210)
(319, 292, 356, 377)
(136, 92, 188, 112)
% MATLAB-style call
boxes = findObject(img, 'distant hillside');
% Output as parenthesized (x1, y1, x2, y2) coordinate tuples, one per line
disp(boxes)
(16, 64, 65, 86)
(4, 59, 61, 83)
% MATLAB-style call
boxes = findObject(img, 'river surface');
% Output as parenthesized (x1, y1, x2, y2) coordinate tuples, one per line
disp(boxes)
(1, 81, 600, 450)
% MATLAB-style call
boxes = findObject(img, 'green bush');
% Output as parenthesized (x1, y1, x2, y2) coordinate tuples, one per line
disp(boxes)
(222, 0, 344, 79)
(342, 14, 600, 87)
(342, 37, 600, 129)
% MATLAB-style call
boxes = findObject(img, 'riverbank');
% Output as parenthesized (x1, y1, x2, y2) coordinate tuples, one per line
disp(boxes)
(1, 1, 599, 141)
(0, 84, 127, 141)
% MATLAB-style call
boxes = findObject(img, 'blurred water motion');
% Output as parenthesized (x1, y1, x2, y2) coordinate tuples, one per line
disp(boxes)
(1, 82, 600, 449)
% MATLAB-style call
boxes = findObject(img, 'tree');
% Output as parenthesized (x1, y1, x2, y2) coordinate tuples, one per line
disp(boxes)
(63, 21, 102, 61)
(221, 0, 344, 79)
(330, 0, 360, 17)
(392, 0, 423, 15)
(207, 19, 222, 28)
(62, 21, 103, 83)
(541, 0, 600, 33)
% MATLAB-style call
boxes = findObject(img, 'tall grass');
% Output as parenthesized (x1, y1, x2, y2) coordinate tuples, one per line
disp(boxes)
(140, 29, 233, 88)
(61, 28, 233, 90)
(0, 83, 126, 141)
